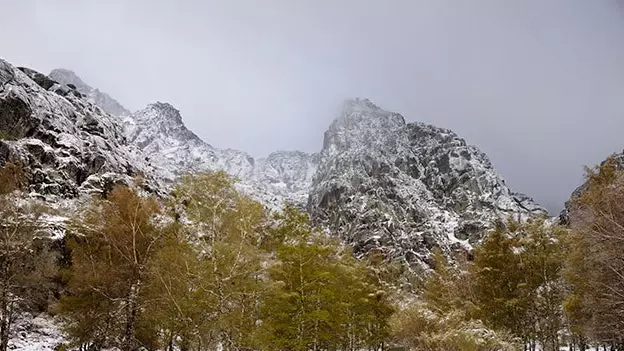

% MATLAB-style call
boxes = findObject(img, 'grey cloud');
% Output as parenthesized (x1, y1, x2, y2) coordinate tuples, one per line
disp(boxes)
(2, 0, 624, 213)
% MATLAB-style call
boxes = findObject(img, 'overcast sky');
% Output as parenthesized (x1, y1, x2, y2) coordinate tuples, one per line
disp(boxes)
(3, 0, 624, 212)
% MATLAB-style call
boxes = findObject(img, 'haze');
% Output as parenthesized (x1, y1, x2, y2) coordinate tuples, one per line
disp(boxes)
(3, 0, 624, 213)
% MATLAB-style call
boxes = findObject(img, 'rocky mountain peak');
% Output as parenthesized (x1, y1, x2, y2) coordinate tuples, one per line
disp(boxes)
(133, 102, 187, 131)
(48, 69, 89, 92)
(310, 99, 546, 268)
(323, 98, 406, 153)
(49, 68, 130, 117)
(128, 102, 204, 149)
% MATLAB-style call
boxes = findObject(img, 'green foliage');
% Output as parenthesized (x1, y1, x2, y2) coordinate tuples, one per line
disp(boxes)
(145, 172, 268, 350)
(57, 186, 165, 350)
(564, 158, 624, 344)
(256, 208, 394, 351)
(53, 171, 395, 351)
(469, 219, 565, 349)
(391, 302, 518, 351)
(0, 130, 16, 141)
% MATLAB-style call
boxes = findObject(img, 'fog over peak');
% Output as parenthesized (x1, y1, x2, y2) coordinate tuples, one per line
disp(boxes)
(3, 0, 624, 213)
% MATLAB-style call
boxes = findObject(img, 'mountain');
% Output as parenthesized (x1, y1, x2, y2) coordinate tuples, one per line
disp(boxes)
(127, 102, 318, 208)
(0, 60, 158, 202)
(38, 65, 545, 267)
(49, 68, 130, 117)
(307, 98, 546, 268)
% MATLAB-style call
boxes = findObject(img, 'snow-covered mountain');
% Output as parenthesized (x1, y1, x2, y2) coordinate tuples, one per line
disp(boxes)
(125, 102, 319, 208)
(0, 60, 158, 201)
(49, 68, 130, 117)
(21, 63, 547, 267)
(308, 98, 546, 268)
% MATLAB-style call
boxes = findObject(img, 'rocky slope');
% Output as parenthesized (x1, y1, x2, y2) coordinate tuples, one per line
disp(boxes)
(308, 99, 546, 268)
(126, 102, 319, 208)
(44, 65, 546, 267)
(0, 60, 157, 201)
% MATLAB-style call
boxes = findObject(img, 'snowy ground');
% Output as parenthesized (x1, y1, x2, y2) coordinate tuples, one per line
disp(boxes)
(9, 313, 67, 351)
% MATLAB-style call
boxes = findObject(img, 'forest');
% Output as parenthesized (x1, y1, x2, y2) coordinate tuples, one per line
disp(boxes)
(1, 157, 624, 351)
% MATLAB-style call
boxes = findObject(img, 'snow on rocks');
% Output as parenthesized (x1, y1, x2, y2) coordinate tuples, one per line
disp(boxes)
(46, 67, 546, 267)
(307, 98, 546, 268)
(0, 60, 160, 202)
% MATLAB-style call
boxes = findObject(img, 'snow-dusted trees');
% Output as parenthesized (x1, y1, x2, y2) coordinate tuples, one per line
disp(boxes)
(470, 220, 566, 350)
(256, 206, 394, 351)
(0, 163, 57, 351)
(145, 172, 268, 350)
(57, 186, 167, 350)
(392, 219, 566, 351)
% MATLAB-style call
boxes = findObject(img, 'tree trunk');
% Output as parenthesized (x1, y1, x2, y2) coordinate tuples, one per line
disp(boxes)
(121, 280, 141, 351)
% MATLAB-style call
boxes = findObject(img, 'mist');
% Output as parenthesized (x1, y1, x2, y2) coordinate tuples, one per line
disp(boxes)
(3, 0, 624, 212)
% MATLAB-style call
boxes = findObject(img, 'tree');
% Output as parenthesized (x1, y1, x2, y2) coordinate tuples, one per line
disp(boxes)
(565, 157, 624, 346)
(470, 222, 531, 341)
(0, 163, 57, 351)
(469, 219, 565, 350)
(519, 220, 566, 351)
(421, 248, 475, 316)
(146, 172, 268, 350)
(391, 301, 518, 351)
(57, 186, 165, 351)
(257, 208, 394, 351)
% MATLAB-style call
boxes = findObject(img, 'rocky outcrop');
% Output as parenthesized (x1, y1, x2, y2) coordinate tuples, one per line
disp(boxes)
(0, 59, 154, 200)
(307, 99, 546, 268)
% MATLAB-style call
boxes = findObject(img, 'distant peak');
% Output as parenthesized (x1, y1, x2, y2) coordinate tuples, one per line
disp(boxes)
(49, 68, 86, 86)
(331, 98, 405, 130)
(136, 102, 184, 125)
(50, 68, 78, 76)
(148, 101, 179, 112)
(342, 98, 382, 112)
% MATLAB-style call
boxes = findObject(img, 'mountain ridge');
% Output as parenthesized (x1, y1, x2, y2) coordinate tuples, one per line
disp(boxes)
(8, 63, 546, 267)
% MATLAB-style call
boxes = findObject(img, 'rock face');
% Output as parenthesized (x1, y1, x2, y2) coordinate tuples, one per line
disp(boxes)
(126, 102, 318, 208)
(0, 59, 154, 199)
(49, 69, 130, 117)
(42, 66, 546, 266)
(308, 99, 546, 267)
